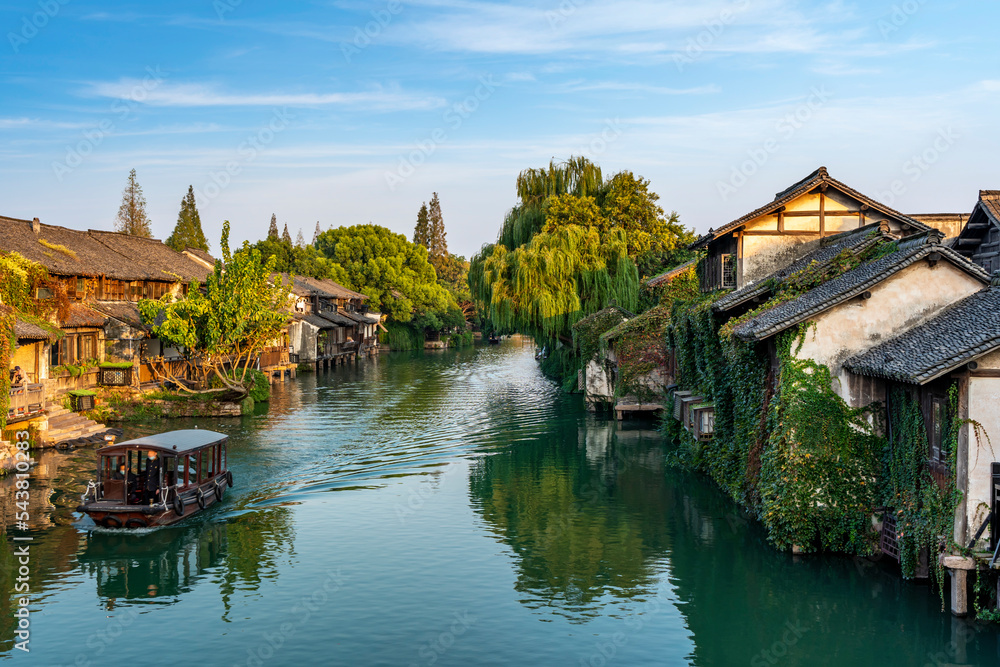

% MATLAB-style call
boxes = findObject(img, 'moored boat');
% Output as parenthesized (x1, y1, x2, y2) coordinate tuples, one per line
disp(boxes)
(78, 429, 233, 529)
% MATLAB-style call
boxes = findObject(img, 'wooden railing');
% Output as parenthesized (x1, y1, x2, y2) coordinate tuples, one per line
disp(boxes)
(8, 384, 45, 422)
(260, 347, 290, 368)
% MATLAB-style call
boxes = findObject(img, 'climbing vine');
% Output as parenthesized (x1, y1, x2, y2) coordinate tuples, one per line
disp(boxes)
(662, 234, 909, 554)
(759, 327, 882, 553)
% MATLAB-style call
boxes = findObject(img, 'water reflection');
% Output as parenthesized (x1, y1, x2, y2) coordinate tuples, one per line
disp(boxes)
(470, 419, 672, 621)
(78, 522, 227, 604)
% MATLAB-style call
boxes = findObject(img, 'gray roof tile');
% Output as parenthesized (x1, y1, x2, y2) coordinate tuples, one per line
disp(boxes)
(733, 233, 989, 342)
(844, 283, 1000, 384)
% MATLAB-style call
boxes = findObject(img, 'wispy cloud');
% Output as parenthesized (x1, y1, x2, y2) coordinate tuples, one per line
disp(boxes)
(84, 80, 446, 111)
(557, 81, 721, 95)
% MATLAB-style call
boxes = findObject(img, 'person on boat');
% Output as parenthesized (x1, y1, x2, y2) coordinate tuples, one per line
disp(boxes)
(144, 450, 161, 505)
(112, 463, 135, 483)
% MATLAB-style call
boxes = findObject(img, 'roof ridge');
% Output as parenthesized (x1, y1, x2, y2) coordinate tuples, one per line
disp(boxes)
(980, 190, 1000, 200)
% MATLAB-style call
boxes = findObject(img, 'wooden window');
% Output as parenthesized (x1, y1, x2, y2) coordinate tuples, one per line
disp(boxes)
(929, 395, 948, 465)
(188, 453, 199, 484)
(721, 254, 736, 289)
(36, 286, 53, 299)
(78, 334, 96, 362)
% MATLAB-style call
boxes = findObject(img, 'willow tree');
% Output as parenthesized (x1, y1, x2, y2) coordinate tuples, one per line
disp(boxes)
(138, 221, 291, 398)
(470, 157, 693, 386)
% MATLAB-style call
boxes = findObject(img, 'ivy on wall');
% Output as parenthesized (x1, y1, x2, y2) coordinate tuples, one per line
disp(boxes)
(663, 235, 968, 565)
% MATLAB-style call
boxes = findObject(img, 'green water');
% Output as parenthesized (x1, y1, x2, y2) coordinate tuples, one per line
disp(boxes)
(1, 341, 998, 665)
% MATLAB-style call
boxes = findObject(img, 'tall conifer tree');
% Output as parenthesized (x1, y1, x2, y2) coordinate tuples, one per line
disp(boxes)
(295, 229, 305, 248)
(166, 185, 209, 251)
(413, 203, 430, 248)
(114, 168, 152, 237)
(282, 223, 292, 245)
(268, 214, 279, 241)
(312, 221, 322, 246)
(427, 193, 448, 273)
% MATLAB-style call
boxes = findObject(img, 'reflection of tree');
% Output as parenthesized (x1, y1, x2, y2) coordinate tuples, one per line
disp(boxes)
(657, 462, 995, 666)
(469, 420, 672, 620)
(220, 507, 296, 597)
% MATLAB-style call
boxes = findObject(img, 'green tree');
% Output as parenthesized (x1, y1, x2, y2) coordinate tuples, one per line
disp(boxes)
(427, 192, 448, 274)
(314, 224, 456, 323)
(267, 214, 279, 241)
(138, 221, 291, 398)
(312, 221, 322, 246)
(166, 186, 209, 252)
(114, 168, 152, 237)
(413, 203, 430, 248)
(281, 223, 292, 245)
(469, 157, 694, 386)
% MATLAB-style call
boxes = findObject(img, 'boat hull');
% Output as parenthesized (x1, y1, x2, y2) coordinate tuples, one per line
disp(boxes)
(79, 478, 230, 529)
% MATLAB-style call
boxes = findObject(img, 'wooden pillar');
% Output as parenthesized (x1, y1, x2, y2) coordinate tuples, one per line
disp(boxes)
(955, 374, 970, 546)
(951, 569, 968, 617)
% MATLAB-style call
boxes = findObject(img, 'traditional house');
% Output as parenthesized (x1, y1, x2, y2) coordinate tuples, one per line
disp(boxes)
(690, 167, 930, 292)
(0, 215, 210, 392)
(844, 279, 1000, 615)
(730, 230, 990, 407)
(953, 191, 1000, 275)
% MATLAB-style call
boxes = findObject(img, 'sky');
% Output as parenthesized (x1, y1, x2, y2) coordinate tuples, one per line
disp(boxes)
(2, 0, 999, 259)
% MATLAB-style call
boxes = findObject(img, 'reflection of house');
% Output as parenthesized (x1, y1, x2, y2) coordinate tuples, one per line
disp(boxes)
(691, 167, 929, 292)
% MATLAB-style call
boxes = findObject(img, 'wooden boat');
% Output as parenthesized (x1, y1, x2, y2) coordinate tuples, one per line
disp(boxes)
(78, 429, 233, 529)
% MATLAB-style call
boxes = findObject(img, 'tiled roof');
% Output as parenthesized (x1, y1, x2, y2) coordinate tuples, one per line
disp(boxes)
(0, 216, 147, 280)
(183, 247, 215, 264)
(844, 283, 1000, 384)
(60, 303, 107, 328)
(954, 191, 1000, 259)
(646, 259, 696, 288)
(87, 230, 210, 283)
(90, 301, 146, 329)
(713, 222, 889, 314)
(14, 317, 57, 341)
(690, 167, 929, 250)
(732, 232, 989, 342)
(319, 310, 356, 327)
(295, 313, 337, 330)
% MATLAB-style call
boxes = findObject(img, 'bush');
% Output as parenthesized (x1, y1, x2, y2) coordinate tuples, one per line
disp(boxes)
(246, 369, 270, 403)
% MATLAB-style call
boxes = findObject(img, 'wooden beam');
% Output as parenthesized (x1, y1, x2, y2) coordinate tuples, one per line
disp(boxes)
(819, 192, 826, 236)
(779, 210, 861, 217)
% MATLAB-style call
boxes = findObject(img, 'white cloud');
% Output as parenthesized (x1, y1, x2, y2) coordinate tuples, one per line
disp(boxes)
(85, 80, 446, 111)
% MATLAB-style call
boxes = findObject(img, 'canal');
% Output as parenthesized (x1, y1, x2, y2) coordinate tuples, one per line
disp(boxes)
(1, 341, 998, 665)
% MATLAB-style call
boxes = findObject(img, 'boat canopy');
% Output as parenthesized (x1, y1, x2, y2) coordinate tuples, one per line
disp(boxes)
(97, 429, 227, 456)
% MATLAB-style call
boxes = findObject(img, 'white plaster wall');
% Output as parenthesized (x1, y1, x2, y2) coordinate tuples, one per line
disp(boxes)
(967, 376, 1000, 532)
(795, 261, 985, 405)
(585, 359, 614, 403)
(742, 234, 822, 286)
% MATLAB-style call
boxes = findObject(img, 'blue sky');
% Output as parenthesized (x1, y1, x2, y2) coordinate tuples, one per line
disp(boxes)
(2, 0, 999, 258)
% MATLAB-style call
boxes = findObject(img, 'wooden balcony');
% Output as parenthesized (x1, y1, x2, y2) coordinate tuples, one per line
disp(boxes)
(8, 383, 46, 423)
(260, 347, 290, 369)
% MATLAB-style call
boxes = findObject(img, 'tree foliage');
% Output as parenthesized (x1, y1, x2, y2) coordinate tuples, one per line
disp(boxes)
(470, 157, 693, 350)
(114, 168, 152, 238)
(166, 185, 209, 252)
(314, 224, 456, 323)
(268, 214, 279, 241)
(413, 203, 430, 249)
(281, 223, 292, 245)
(427, 192, 448, 275)
(138, 221, 291, 397)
